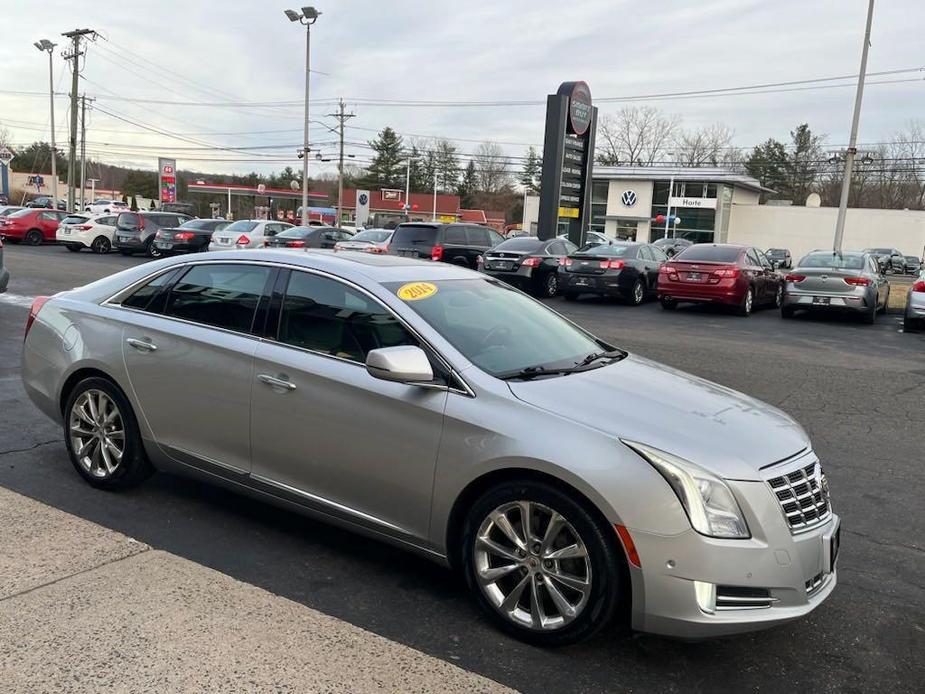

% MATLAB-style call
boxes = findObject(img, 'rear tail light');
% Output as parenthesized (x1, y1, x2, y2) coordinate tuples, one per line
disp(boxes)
(559, 257, 573, 267)
(600, 259, 624, 270)
(711, 267, 740, 279)
(785, 274, 806, 282)
(236, 235, 250, 245)
(25, 296, 50, 341)
(74, 224, 92, 231)
(912, 280, 925, 292)
(286, 240, 306, 248)
(431, 244, 444, 261)
(843, 277, 871, 286)
(368, 245, 386, 254)
(659, 264, 679, 280)
(174, 232, 195, 241)
(522, 256, 541, 267)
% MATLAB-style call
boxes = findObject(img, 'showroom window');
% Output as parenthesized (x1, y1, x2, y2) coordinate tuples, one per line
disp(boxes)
(589, 181, 609, 233)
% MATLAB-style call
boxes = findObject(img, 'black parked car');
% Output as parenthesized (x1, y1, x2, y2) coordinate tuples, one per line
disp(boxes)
(153, 218, 230, 255)
(114, 211, 193, 257)
(559, 241, 667, 305)
(480, 236, 577, 298)
(652, 236, 693, 257)
(766, 247, 792, 269)
(263, 226, 353, 249)
(26, 196, 66, 210)
(904, 256, 921, 275)
(388, 222, 504, 269)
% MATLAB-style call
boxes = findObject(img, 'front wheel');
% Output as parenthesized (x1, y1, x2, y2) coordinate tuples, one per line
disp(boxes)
(773, 284, 783, 308)
(64, 377, 154, 490)
(462, 481, 626, 646)
(147, 239, 162, 259)
(628, 278, 645, 306)
(91, 236, 111, 254)
(25, 229, 43, 246)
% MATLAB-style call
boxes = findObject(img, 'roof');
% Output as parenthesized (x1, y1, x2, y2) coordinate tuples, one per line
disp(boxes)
(458, 209, 486, 223)
(342, 188, 460, 216)
(187, 182, 328, 201)
(594, 166, 767, 193)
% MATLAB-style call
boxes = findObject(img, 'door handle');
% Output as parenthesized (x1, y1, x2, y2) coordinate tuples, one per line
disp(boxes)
(258, 374, 297, 391)
(126, 337, 157, 352)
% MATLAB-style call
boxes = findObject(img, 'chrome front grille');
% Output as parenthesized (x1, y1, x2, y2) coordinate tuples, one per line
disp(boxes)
(767, 460, 831, 532)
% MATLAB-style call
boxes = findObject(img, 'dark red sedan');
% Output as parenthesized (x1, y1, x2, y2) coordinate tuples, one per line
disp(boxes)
(0, 208, 67, 245)
(657, 243, 783, 316)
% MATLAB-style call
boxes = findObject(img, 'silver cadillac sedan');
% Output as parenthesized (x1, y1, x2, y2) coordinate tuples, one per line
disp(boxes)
(22, 250, 839, 646)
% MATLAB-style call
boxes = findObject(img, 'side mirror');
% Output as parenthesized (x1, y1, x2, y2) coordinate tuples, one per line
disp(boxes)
(366, 346, 434, 383)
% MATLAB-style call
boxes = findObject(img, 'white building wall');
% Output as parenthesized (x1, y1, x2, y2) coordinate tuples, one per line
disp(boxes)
(728, 204, 925, 261)
(605, 179, 653, 240)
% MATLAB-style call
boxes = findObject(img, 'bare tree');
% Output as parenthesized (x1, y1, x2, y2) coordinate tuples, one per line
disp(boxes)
(595, 106, 680, 166)
(473, 141, 512, 193)
(674, 123, 736, 167)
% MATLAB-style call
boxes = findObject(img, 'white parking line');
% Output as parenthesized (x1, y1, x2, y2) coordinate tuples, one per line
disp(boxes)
(0, 294, 37, 308)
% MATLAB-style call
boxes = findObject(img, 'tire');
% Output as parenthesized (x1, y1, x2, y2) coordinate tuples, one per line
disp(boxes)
(146, 239, 161, 259)
(781, 305, 796, 319)
(628, 278, 645, 306)
(736, 287, 754, 317)
(65, 244, 82, 252)
(563, 292, 579, 302)
(461, 480, 627, 646)
(878, 287, 890, 314)
(63, 377, 154, 490)
(25, 229, 43, 246)
(863, 300, 877, 324)
(91, 236, 111, 254)
(773, 284, 783, 308)
(659, 296, 677, 310)
(539, 272, 559, 298)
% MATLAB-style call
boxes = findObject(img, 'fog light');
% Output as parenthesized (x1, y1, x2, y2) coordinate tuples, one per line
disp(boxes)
(694, 580, 716, 614)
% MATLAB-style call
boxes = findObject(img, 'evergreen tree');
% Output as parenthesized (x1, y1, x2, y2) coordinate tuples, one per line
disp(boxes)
(434, 139, 461, 191)
(130, 195, 138, 211)
(408, 143, 428, 193)
(458, 159, 478, 208)
(520, 146, 542, 192)
(365, 127, 405, 188)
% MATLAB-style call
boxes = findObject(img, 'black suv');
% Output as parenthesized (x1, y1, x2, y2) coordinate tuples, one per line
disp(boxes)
(388, 222, 503, 269)
(114, 211, 193, 257)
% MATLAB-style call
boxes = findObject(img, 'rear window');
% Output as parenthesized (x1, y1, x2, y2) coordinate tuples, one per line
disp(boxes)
(352, 229, 391, 243)
(575, 244, 634, 257)
(9, 208, 34, 218)
(223, 221, 259, 233)
(117, 212, 141, 227)
(180, 219, 218, 230)
(277, 227, 313, 239)
(865, 248, 891, 254)
(674, 245, 741, 263)
(391, 224, 438, 246)
(493, 238, 544, 252)
(799, 253, 865, 270)
(63, 215, 89, 224)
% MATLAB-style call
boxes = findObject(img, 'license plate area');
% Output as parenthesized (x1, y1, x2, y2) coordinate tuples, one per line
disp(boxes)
(813, 296, 831, 306)
(685, 272, 702, 281)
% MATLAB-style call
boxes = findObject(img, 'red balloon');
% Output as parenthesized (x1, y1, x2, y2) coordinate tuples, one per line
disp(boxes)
(411, 203, 419, 210)
(655, 214, 665, 223)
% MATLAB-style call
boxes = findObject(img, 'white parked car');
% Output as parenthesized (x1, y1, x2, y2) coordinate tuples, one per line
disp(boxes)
(208, 220, 293, 251)
(339, 221, 364, 235)
(85, 199, 129, 215)
(57, 213, 120, 254)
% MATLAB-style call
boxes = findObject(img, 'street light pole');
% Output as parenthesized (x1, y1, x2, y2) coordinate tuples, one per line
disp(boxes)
(432, 170, 439, 221)
(663, 174, 674, 239)
(833, 0, 875, 253)
(286, 7, 321, 226)
(34, 40, 58, 208)
(404, 155, 417, 220)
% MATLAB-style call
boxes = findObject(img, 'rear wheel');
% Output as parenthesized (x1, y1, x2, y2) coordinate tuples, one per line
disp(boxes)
(65, 243, 82, 252)
(627, 278, 645, 306)
(146, 239, 161, 259)
(773, 284, 783, 308)
(540, 272, 559, 298)
(64, 377, 154, 490)
(736, 287, 754, 317)
(461, 480, 626, 646)
(91, 236, 111, 254)
(563, 292, 579, 302)
(659, 296, 677, 310)
(25, 229, 43, 246)
(863, 299, 877, 324)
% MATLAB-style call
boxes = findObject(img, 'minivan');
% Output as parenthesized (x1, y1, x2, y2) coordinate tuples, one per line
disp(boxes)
(388, 222, 504, 269)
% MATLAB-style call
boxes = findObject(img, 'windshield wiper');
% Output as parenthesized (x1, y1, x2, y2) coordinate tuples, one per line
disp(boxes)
(499, 350, 626, 381)
(498, 365, 558, 381)
(574, 349, 626, 368)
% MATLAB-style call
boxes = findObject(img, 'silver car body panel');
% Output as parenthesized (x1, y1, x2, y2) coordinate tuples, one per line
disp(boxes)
(21, 249, 838, 638)
(782, 253, 887, 313)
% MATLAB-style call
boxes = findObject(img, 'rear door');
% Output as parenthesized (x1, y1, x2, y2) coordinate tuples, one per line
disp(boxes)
(756, 250, 779, 302)
(250, 268, 446, 539)
(745, 248, 768, 301)
(120, 262, 275, 474)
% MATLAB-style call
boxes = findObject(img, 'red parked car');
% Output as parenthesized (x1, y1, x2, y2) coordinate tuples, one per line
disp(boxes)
(657, 243, 783, 316)
(0, 208, 67, 246)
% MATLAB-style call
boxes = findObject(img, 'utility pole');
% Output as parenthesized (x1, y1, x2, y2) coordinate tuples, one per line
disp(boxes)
(61, 28, 96, 213)
(79, 95, 93, 212)
(833, 0, 875, 253)
(327, 98, 355, 225)
(88, 177, 100, 203)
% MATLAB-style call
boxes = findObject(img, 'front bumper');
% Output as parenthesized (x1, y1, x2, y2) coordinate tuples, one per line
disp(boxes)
(628, 479, 839, 639)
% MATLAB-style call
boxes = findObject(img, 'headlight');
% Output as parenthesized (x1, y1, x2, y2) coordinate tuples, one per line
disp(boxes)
(623, 441, 750, 539)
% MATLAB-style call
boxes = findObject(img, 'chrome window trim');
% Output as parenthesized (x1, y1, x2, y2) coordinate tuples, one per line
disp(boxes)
(102, 258, 475, 397)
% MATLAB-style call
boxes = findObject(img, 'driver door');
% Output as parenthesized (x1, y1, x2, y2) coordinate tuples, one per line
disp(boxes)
(250, 268, 447, 540)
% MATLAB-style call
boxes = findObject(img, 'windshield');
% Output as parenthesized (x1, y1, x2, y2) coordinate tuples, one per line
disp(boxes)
(352, 229, 391, 243)
(767, 248, 786, 255)
(674, 245, 741, 263)
(575, 243, 632, 257)
(223, 221, 258, 233)
(388, 278, 608, 377)
(799, 252, 865, 269)
(866, 248, 891, 254)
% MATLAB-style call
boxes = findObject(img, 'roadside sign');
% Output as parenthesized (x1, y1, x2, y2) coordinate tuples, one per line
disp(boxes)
(0, 148, 13, 166)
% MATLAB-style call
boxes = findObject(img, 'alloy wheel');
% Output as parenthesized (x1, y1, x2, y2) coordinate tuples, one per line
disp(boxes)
(473, 501, 592, 632)
(69, 389, 125, 479)
(775, 285, 783, 308)
(92, 236, 111, 254)
(632, 280, 644, 305)
(744, 288, 753, 315)
(544, 273, 558, 297)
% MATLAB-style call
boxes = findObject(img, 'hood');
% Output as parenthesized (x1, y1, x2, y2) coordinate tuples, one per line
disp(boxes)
(507, 354, 809, 481)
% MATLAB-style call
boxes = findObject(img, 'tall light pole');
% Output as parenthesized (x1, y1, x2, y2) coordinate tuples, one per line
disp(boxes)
(404, 154, 418, 220)
(432, 170, 440, 221)
(285, 7, 321, 226)
(833, 0, 875, 253)
(34, 39, 58, 208)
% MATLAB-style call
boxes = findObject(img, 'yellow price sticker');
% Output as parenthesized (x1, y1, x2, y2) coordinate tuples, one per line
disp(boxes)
(397, 282, 438, 301)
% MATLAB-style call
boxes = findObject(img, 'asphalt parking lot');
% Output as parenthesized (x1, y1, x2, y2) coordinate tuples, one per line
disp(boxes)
(1, 244, 922, 693)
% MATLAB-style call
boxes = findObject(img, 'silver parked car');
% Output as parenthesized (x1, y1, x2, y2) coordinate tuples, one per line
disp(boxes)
(781, 250, 889, 323)
(22, 251, 840, 645)
(903, 270, 925, 332)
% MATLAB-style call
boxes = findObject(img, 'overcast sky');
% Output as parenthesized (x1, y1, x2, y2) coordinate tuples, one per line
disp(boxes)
(1, 0, 923, 178)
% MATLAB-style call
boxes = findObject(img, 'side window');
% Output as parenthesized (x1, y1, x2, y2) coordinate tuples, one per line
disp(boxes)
(99, 216, 116, 226)
(638, 246, 653, 261)
(746, 249, 761, 267)
(467, 227, 492, 247)
(649, 245, 668, 261)
(278, 271, 417, 363)
(120, 269, 180, 313)
(757, 251, 773, 270)
(165, 264, 272, 333)
(38, 211, 54, 221)
(443, 226, 467, 245)
(547, 241, 567, 255)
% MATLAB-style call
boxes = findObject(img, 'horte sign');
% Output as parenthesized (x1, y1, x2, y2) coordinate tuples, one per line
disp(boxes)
(669, 196, 717, 209)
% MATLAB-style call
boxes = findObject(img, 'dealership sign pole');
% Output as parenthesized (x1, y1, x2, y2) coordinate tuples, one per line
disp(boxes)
(537, 81, 597, 244)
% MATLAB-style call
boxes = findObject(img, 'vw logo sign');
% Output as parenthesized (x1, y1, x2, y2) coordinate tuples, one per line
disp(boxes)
(358, 193, 368, 205)
(621, 190, 637, 207)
